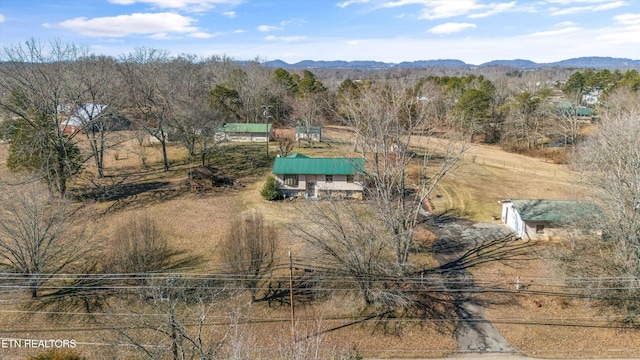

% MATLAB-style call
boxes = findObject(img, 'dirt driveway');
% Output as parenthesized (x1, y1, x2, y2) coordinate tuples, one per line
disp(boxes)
(425, 216, 519, 354)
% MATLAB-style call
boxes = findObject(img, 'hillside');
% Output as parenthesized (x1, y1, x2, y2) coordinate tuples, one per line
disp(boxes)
(262, 56, 640, 70)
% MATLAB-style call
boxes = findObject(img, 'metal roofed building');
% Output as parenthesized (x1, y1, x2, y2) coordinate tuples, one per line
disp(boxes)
(216, 123, 273, 142)
(295, 126, 322, 142)
(501, 199, 597, 240)
(272, 154, 365, 199)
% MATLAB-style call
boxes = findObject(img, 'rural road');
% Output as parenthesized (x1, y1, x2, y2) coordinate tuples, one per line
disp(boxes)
(426, 217, 516, 354)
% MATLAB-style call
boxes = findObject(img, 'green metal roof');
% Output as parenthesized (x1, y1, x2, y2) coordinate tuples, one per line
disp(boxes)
(556, 102, 594, 117)
(272, 154, 365, 175)
(511, 199, 596, 223)
(295, 126, 321, 134)
(222, 123, 272, 133)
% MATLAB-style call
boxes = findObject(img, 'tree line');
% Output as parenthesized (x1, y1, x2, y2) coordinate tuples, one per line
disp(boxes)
(3, 40, 640, 198)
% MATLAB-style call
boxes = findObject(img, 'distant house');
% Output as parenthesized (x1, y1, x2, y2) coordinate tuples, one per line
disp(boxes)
(556, 101, 594, 119)
(582, 89, 602, 105)
(216, 123, 273, 142)
(501, 199, 595, 240)
(272, 154, 365, 199)
(61, 103, 107, 135)
(295, 126, 322, 142)
(60, 117, 82, 136)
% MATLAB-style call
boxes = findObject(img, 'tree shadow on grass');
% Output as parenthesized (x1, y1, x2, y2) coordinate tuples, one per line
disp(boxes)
(21, 250, 204, 322)
(77, 180, 172, 202)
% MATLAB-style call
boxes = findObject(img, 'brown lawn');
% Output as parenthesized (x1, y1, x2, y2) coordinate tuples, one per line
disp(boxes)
(0, 127, 638, 359)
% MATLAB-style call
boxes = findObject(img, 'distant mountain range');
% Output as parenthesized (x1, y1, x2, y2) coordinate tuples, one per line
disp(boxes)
(262, 57, 640, 70)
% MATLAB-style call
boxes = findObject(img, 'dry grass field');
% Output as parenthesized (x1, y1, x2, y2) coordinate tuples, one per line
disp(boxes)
(0, 127, 638, 359)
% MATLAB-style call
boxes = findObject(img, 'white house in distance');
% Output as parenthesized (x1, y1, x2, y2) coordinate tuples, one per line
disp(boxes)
(272, 154, 365, 199)
(295, 126, 322, 142)
(501, 199, 594, 240)
(216, 123, 273, 142)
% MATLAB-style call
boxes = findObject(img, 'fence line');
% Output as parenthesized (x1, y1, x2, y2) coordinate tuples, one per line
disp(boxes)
(463, 154, 560, 178)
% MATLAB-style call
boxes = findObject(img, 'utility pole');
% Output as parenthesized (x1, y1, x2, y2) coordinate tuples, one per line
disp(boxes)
(263, 105, 272, 157)
(288, 251, 295, 343)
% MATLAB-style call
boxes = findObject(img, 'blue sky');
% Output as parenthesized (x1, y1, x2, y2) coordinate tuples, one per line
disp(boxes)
(1, 0, 639, 64)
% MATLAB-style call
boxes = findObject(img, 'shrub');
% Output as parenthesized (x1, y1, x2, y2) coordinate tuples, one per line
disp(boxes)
(109, 214, 177, 273)
(260, 176, 283, 201)
(30, 349, 85, 360)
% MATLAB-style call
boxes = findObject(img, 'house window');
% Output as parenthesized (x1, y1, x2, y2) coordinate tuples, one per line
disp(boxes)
(536, 225, 545, 234)
(284, 174, 298, 186)
(346, 175, 354, 183)
(326, 175, 333, 183)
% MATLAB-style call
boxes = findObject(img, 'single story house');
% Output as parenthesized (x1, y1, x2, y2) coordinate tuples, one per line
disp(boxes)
(272, 154, 365, 199)
(556, 101, 594, 119)
(216, 123, 273, 142)
(501, 199, 595, 240)
(295, 126, 322, 142)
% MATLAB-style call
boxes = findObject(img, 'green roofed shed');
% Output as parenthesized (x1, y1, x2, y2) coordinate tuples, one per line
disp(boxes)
(222, 123, 272, 133)
(556, 102, 594, 117)
(511, 199, 594, 223)
(272, 154, 364, 175)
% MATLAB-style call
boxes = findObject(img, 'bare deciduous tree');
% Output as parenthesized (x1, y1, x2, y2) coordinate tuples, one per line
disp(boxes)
(221, 211, 278, 302)
(170, 54, 224, 166)
(276, 134, 295, 157)
(568, 89, 640, 318)
(338, 81, 465, 267)
(69, 55, 127, 178)
(120, 47, 174, 171)
(0, 183, 93, 298)
(111, 276, 241, 360)
(109, 214, 185, 274)
(293, 201, 393, 306)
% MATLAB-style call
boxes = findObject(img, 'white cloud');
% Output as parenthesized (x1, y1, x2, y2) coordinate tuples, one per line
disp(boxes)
(416, 0, 483, 19)
(546, 0, 614, 4)
(615, 13, 640, 25)
(550, 0, 626, 15)
(57, 12, 199, 37)
(0, 13, 5, 23)
(149, 32, 172, 39)
(280, 18, 306, 26)
(380, 0, 516, 20)
(596, 25, 640, 44)
(257, 25, 281, 32)
(428, 22, 476, 34)
(108, 0, 243, 12)
(337, 0, 372, 8)
(189, 31, 215, 38)
(529, 26, 582, 36)
(468, 1, 516, 18)
(555, 21, 577, 27)
(223, 11, 236, 18)
(265, 35, 306, 42)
